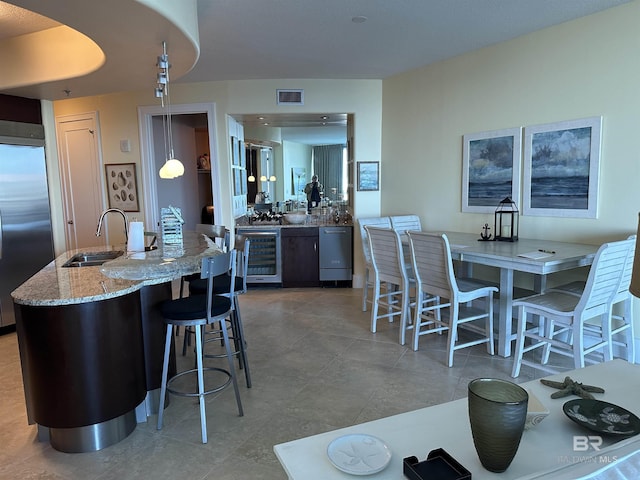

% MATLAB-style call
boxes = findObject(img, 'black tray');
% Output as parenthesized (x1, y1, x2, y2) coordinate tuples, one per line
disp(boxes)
(404, 448, 471, 480)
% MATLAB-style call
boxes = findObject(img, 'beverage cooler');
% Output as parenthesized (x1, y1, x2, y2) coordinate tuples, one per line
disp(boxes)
(236, 228, 282, 284)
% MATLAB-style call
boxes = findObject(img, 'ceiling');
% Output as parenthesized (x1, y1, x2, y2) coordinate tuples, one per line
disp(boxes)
(0, 0, 631, 144)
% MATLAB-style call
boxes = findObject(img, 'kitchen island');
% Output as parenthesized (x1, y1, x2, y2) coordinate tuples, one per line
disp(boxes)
(11, 232, 220, 453)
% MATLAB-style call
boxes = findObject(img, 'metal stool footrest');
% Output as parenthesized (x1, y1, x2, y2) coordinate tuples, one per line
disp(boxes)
(203, 335, 247, 359)
(166, 367, 232, 397)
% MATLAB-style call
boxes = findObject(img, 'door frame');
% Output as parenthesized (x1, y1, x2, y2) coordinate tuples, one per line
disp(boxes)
(137, 102, 220, 230)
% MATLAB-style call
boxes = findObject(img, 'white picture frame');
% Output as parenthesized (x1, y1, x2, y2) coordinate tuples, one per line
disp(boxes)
(462, 127, 521, 213)
(523, 116, 602, 218)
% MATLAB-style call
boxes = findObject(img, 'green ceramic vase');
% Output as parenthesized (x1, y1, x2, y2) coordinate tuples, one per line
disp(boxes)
(468, 378, 528, 473)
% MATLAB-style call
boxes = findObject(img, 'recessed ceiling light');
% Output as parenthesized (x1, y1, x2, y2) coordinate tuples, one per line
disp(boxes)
(321, 115, 329, 120)
(263, 122, 269, 126)
(352, 16, 367, 24)
(257, 116, 265, 120)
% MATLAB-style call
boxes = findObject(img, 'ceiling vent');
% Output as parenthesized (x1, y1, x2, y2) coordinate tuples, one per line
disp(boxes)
(277, 89, 304, 105)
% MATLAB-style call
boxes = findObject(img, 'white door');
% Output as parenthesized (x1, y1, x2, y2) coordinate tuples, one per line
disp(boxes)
(56, 113, 106, 250)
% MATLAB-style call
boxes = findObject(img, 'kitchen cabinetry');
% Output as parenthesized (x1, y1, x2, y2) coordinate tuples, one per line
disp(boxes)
(281, 227, 319, 287)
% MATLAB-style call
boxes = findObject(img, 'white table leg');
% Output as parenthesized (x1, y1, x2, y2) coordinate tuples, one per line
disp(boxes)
(498, 268, 514, 357)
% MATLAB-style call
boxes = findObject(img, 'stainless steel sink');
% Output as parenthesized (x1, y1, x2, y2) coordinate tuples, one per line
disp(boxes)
(62, 250, 124, 268)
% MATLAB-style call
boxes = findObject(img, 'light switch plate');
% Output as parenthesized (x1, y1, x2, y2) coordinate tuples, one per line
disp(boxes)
(120, 139, 131, 152)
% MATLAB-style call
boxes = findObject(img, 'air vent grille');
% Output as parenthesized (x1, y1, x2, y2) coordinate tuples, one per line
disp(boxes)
(277, 89, 304, 105)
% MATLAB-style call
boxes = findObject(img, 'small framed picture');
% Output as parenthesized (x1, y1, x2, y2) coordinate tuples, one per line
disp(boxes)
(357, 161, 379, 191)
(105, 163, 139, 211)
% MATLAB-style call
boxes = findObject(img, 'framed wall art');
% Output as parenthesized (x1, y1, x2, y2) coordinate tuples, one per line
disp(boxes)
(462, 127, 521, 213)
(105, 163, 139, 211)
(523, 116, 602, 218)
(357, 161, 379, 191)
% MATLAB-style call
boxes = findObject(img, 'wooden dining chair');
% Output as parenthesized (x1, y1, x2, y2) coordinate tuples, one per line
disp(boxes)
(389, 215, 422, 236)
(365, 225, 413, 345)
(406, 231, 497, 366)
(511, 237, 634, 378)
(357, 217, 392, 312)
(549, 235, 636, 362)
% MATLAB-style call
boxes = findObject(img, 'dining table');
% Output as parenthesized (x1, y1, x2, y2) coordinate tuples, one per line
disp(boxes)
(427, 232, 599, 357)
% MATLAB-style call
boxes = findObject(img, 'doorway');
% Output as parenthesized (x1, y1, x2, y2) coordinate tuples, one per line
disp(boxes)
(138, 103, 220, 231)
(56, 112, 106, 249)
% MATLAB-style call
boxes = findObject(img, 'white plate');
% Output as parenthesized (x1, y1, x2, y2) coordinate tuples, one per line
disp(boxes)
(327, 434, 392, 475)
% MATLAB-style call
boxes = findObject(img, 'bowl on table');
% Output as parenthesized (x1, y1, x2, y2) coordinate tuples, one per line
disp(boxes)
(283, 213, 308, 225)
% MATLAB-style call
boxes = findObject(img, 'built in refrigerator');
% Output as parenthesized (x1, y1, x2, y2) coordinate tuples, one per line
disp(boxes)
(0, 121, 54, 330)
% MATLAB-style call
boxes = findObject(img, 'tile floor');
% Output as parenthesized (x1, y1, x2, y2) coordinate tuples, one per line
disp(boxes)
(0, 287, 566, 479)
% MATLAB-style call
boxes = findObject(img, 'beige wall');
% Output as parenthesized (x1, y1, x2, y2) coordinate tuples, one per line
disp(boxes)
(381, 2, 639, 243)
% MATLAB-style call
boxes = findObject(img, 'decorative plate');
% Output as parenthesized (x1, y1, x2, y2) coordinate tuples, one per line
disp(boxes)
(563, 399, 640, 436)
(327, 434, 392, 475)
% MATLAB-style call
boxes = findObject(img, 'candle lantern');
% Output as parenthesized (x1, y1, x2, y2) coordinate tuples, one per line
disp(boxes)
(494, 197, 519, 242)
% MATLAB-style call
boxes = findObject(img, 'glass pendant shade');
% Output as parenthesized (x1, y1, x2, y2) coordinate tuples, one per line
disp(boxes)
(260, 175, 267, 182)
(248, 174, 255, 182)
(269, 175, 276, 182)
(159, 158, 185, 179)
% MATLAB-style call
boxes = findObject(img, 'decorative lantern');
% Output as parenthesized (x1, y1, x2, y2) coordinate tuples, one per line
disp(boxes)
(494, 197, 519, 242)
(160, 205, 184, 245)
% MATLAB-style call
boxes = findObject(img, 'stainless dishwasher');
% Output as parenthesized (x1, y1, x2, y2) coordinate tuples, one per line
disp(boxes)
(319, 226, 352, 282)
(237, 228, 282, 284)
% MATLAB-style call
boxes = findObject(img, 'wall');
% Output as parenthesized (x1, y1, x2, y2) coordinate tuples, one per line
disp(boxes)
(381, 2, 640, 338)
(50, 78, 381, 263)
(382, 2, 639, 242)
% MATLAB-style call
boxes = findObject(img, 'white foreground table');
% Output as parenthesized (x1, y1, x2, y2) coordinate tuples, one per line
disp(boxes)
(274, 360, 640, 479)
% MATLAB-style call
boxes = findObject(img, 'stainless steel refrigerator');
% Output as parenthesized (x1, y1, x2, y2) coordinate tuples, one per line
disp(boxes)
(0, 121, 54, 330)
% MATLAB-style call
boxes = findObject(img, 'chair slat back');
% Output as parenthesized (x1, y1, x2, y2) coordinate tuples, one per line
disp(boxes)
(234, 234, 250, 294)
(577, 238, 635, 315)
(616, 235, 636, 296)
(196, 223, 228, 250)
(407, 231, 455, 299)
(201, 250, 236, 317)
(365, 226, 406, 285)
(390, 215, 422, 235)
(358, 217, 392, 264)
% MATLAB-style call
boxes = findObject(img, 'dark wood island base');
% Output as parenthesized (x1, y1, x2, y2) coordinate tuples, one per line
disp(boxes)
(16, 284, 175, 453)
(11, 232, 216, 453)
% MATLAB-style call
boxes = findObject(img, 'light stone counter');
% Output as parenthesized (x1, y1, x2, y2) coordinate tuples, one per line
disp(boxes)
(12, 231, 219, 307)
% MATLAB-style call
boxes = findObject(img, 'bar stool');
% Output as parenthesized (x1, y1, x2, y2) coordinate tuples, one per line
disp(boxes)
(189, 234, 251, 387)
(511, 238, 633, 378)
(365, 226, 414, 345)
(179, 224, 229, 355)
(550, 235, 636, 362)
(357, 217, 392, 312)
(157, 250, 243, 444)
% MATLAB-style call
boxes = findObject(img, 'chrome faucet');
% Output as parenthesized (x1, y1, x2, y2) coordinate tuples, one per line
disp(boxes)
(96, 208, 128, 241)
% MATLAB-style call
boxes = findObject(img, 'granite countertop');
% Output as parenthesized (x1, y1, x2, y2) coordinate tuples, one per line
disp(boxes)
(12, 231, 219, 307)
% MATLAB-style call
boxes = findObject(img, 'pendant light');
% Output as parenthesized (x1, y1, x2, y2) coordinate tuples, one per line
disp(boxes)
(248, 146, 255, 182)
(156, 41, 184, 179)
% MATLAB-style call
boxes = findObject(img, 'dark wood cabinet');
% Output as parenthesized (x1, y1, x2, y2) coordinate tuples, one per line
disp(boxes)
(281, 227, 319, 287)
